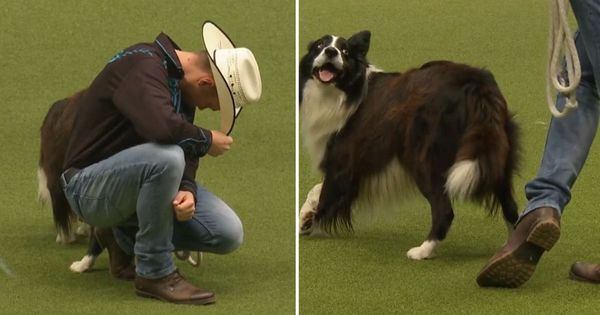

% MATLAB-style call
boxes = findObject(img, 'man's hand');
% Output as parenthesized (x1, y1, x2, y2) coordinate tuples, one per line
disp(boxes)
(172, 191, 195, 221)
(208, 130, 233, 157)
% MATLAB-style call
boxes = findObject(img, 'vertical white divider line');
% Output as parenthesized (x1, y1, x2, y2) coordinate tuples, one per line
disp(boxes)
(294, 0, 300, 314)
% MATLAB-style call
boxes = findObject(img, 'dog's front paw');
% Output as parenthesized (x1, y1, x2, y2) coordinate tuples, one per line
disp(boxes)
(299, 210, 315, 235)
(299, 183, 322, 235)
(69, 255, 96, 273)
(406, 240, 439, 260)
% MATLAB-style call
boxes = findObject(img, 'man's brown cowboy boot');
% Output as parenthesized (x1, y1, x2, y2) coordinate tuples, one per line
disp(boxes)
(477, 207, 560, 288)
(569, 262, 600, 283)
(135, 270, 215, 305)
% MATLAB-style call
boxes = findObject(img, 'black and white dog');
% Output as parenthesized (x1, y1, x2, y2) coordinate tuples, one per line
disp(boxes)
(38, 91, 103, 272)
(299, 31, 520, 260)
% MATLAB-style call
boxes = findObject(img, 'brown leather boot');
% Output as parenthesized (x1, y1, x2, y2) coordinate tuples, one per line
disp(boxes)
(569, 262, 600, 283)
(94, 228, 136, 281)
(476, 207, 560, 288)
(135, 270, 215, 305)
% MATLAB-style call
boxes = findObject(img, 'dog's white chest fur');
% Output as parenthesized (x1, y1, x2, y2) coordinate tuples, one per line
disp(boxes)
(300, 80, 356, 170)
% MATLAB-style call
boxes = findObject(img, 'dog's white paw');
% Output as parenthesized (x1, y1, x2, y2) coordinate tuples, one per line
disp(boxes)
(299, 208, 316, 235)
(406, 247, 433, 260)
(406, 240, 439, 260)
(299, 183, 322, 235)
(70, 255, 96, 273)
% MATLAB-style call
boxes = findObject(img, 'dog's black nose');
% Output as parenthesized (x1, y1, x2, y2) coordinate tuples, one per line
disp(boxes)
(324, 47, 338, 58)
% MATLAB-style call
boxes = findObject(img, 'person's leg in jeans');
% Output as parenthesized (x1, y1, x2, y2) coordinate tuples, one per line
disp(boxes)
(523, 3, 600, 219)
(114, 184, 244, 256)
(172, 184, 243, 254)
(63, 143, 184, 279)
(64, 143, 215, 304)
(477, 0, 600, 288)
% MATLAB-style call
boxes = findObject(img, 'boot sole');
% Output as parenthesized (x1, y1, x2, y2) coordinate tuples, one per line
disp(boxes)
(135, 289, 216, 305)
(477, 219, 560, 288)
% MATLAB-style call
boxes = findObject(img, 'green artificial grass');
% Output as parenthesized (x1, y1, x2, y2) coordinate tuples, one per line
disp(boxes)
(0, 1, 294, 314)
(299, 1, 600, 314)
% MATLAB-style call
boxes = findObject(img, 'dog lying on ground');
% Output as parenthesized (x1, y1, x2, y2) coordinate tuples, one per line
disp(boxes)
(299, 31, 520, 260)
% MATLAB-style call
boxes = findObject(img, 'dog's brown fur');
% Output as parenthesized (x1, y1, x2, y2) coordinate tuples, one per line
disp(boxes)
(39, 90, 85, 241)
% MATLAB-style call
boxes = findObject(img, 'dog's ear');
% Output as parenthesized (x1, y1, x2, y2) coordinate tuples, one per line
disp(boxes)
(307, 40, 315, 51)
(348, 30, 371, 57)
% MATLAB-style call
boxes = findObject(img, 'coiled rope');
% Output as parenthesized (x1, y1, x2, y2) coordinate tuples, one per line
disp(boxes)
(547, 0, 581, 118)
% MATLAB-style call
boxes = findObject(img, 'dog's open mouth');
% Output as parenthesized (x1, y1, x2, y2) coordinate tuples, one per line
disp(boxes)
(313, 63, 340, 84)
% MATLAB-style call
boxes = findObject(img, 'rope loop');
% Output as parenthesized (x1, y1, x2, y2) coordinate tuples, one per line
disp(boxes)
(547, 0, 581, 118)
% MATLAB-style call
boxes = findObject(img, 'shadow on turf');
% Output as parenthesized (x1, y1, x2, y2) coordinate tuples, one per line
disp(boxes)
(301, 228, 500, 262)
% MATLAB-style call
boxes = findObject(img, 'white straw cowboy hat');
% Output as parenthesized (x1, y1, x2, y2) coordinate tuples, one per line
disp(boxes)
(202, 21, 262, 135)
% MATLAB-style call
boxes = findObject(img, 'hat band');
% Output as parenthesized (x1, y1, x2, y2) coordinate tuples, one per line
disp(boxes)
(225, 53, 247, 107)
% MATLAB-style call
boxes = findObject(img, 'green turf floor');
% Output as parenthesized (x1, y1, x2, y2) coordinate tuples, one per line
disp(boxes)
(0, 1, 295, 314)
(4, 1, 600, 314)
(299, 1, 600, 314)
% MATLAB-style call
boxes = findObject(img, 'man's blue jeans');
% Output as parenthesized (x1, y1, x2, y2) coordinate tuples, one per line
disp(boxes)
(62, 143, 243, 279)
(522, 0, 600, 218)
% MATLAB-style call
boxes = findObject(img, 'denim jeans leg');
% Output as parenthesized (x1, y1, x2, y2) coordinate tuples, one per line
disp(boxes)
(62, 143, 185, 279)
(571, 0, 600, 87)
(523, 5, 600, 218)
(172, 184, 243, 254)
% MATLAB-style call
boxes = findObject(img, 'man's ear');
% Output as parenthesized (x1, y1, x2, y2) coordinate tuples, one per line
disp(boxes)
(197, 75, 215, 87)
(347, 30, 371, 57)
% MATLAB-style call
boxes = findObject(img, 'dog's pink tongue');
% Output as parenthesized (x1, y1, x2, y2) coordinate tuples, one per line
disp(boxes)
(319, 69, 335, 82)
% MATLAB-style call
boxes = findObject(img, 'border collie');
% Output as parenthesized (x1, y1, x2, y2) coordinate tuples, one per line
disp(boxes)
(299, 31, 520, 260)
(38, 91, 104, 272)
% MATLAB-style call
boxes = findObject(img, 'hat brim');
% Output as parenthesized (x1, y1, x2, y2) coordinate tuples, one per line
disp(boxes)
(202, 21, 238, 135)
(207, 56, 238, 135)
(203, 21, 235, 55)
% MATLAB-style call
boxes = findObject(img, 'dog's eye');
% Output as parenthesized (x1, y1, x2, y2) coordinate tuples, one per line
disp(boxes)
(342, 49, 349, 55)
(317, 43, 323, 49)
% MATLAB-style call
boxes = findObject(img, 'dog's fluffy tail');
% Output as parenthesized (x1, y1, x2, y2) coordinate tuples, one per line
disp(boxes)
(445, 159, 480, 201)
(39, 94, 83, 244)
(445, 73, 519, 212)
(37, 167, 51, 205)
